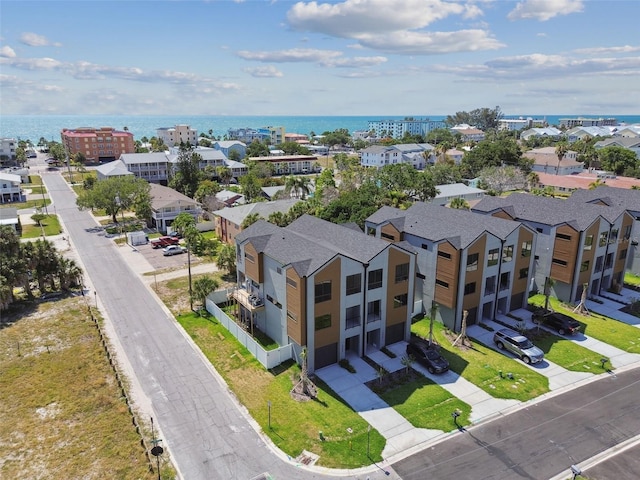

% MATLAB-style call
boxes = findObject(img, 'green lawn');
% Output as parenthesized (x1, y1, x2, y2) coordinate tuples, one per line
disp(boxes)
(21, 215, 63, 238)
(412, 319, 550, 401)
(624, 272, 640, 288)
(529, 295, 640, 354)
(529, 329, 610, 373)
(28, 175, 43, 185)
(377, 372, 471, 431)
(27, 185, 47, 195)
(176, 312, 385, 468)
(0, 198, 51, 210)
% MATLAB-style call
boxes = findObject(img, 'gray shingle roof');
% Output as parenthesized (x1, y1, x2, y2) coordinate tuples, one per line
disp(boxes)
(286, 215, 393, 264)
(213, 199, 300, 225)
(568, 185, 640, 213)
(236, 215, 410, 277)
(472, 192, 620, 229)
(367, 202, 523, 249)
(236, 219, 338, 277)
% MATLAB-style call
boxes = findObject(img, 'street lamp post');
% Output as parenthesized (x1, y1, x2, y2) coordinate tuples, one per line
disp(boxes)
(150, 417, 164, 480)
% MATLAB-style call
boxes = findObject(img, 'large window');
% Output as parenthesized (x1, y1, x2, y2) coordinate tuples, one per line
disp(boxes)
(556, 233, 572, 241)
(395, 263, 409, 283)
(499, 272, 510, 291)
(487, 248, 499, 266)
(314, 281, 331, 303)
(521, 240, 532, 257)
(464, 282, 476, 295)
(346, 273, 361, 295)
(584, 235, 594, 251)
(393, 293, 408, 308)
(502, 245, 514, 263)
(368, 269, 383, 290)
(580, 260, 590, 272)
(345, 306, 361, 328)
(519, 267, 529, 279)
(315, 314, 331, 330)
(466, 253, 479, 272)
(367, 300, 381, 322)
(599, 232, 609, 247)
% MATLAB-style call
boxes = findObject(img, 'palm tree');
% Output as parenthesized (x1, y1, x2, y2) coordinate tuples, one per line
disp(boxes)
(215, 243, 237, 275)
(172, 213, 202, 311)
(216, 166, 233, 186)
(241, 213, 261, 229)
(268, 211, 288, 227)
(193, 275, 219, 310)
(57, 257, 83, 290)
(526, 172, 539, 191)
(449, 197, 470, 210)
(589, 179, 605, 190)
(555, 142, 568, 175)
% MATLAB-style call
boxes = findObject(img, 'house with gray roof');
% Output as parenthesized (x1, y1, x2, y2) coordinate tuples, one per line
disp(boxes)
(360, 143, 434, 169)
(472, 193, 634, 302)
(594, 137, 640, 160)
(431, 183, 485, 206)
(213, 140, 246, 159)
(568, 186, 640, 275)
(148, 183, 201, 233)
(234, 215, 416, 372)
(213, 198, 301, 245)
(365, 202, 535, 331)
(523, 146, 584, 176)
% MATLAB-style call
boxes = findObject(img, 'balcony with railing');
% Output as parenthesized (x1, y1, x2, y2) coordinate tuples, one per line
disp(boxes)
(232, 288, 265, 312)
(367, 313, 381, 323)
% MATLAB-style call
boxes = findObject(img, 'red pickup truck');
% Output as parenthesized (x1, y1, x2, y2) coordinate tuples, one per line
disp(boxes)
(150, 236, 180, 249)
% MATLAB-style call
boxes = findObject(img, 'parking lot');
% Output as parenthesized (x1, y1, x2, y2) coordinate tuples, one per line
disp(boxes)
(133, 241, 200, 270)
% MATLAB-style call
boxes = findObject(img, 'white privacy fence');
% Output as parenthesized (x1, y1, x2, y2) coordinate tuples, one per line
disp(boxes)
(205, 296, 293, 370)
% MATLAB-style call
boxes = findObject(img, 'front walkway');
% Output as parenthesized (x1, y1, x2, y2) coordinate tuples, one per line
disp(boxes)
(315, 354, 443, 459)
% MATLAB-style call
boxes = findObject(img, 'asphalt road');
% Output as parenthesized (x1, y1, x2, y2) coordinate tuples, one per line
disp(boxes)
(41, 172, 389, 480)
(391, 367, 640, 480)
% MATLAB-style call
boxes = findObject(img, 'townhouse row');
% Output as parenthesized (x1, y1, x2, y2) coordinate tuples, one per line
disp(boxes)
(231, 186, 640, 374)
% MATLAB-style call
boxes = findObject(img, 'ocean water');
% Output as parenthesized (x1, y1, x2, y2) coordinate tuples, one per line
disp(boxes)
(2, 114, 639, 144)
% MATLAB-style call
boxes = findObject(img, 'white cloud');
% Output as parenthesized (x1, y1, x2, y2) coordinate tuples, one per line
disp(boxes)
(434, 53, 640, 80)
(244, 65, 284, 78)
(237, 48, 343, 63)
(236, 47, 386, 68)
(355, 29, 504, 55)
(0, 56, 62, 70)
(0, 46, 16, 58)
(507, 0, 584, 22)
(0, 74, 63, 92)
(0, 55, 240, 91)
(285, 0, 497, 55)
(19, 32, 62, 47)
(287, 0, 469, 35)
(574, 45, 640, 55)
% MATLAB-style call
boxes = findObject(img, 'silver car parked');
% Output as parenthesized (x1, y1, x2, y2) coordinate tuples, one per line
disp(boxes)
(493, 328, 544, 364)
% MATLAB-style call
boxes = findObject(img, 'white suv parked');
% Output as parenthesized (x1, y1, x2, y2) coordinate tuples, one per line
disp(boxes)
(493, 328, 544, 364)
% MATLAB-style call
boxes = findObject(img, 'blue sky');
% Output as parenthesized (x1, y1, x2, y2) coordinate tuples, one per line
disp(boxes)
(1, 0, 639, 116)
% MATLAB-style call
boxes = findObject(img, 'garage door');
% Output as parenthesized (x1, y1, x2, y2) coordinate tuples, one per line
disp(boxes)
(315, 343, 338, 369)
(385, 323, 404, 344)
